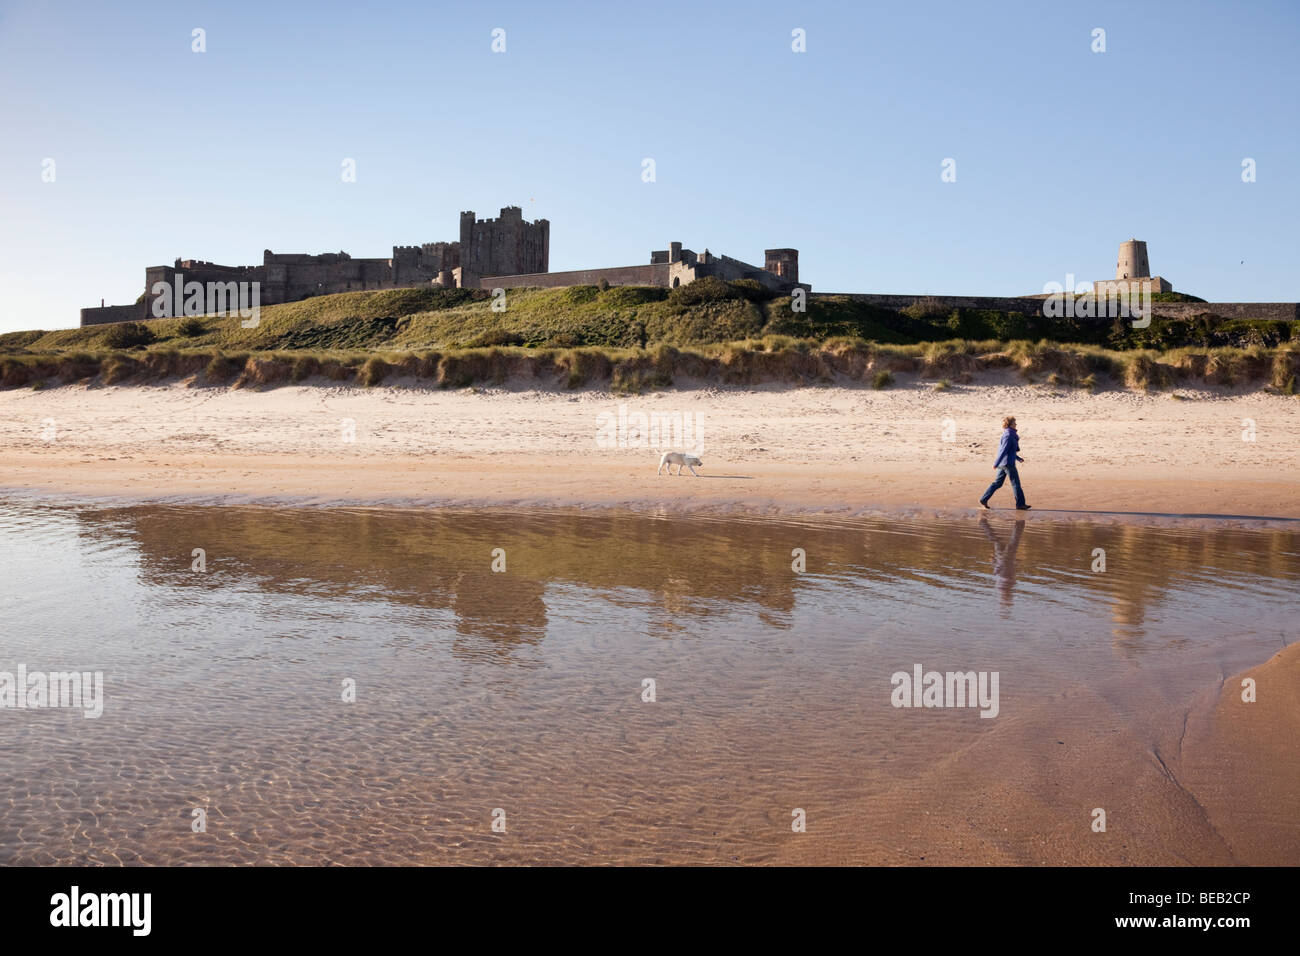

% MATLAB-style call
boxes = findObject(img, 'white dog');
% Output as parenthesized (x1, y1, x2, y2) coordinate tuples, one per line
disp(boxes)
(658, 451, 703, 476)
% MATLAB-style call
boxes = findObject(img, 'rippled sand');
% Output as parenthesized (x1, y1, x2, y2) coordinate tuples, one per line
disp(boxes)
(0, 504, 1296, 864)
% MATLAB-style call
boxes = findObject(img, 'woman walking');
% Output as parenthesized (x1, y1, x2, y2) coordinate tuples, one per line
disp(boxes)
(979, 416, 1031, 511)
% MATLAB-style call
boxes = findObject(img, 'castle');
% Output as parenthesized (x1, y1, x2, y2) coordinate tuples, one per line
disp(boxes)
(1091, 239, 1173, 297)
(79, 206, 807, 326)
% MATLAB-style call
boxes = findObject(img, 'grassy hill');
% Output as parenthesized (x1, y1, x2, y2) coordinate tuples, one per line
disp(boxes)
(4, 279, 1295, 355)
(1, 279, 1296, 393)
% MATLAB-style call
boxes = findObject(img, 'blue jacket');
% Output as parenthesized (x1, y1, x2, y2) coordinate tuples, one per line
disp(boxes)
(993, 427, 1020, 468)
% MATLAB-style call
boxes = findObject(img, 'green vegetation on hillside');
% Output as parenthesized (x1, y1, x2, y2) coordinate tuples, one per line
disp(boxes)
(4, 280, 1293, 357)
(1150, 291, 1208, 303)
(1, 280, 1295, 393)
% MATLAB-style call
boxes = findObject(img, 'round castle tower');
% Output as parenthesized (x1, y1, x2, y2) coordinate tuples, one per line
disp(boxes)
(1116, 239, 1151, 280)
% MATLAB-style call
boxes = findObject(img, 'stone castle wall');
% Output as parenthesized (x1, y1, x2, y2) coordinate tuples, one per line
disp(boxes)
(474, 250, 810, 294)
(262, 251, 393, 303)
(79, 303, 147, 326)
(1093, 276, 1174, 296)
(821, 293, 1300, 323)
(392, 241, 459, 287)
(827, 293, 1048, 317)
(1146, 301, 1299, 321)
(475, 264, 670, 290)
(703, 254, 801, 291)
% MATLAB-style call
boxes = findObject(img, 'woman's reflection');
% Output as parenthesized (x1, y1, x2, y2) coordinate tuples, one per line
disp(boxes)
(980, 516, 1024, 608)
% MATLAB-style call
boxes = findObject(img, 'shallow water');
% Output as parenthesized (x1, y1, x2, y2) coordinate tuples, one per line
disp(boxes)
(0, 502, 1295, 864)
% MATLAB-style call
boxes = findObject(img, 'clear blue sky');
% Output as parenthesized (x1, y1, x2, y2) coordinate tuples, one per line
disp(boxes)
(1, 0, 1296, 331)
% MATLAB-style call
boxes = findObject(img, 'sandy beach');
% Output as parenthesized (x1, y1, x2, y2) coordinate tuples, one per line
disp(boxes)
(773, 641, 1300, 865)
(1, 375, 1297, 524)
(1, 376, 1297, 866)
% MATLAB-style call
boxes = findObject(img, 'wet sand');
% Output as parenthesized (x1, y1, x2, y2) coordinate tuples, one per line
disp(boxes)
(0, 503, 1295, 865)
(775, 642, 1300, 865)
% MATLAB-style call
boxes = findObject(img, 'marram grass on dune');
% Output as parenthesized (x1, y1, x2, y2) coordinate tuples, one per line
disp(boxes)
(1, 337, 1297, 395)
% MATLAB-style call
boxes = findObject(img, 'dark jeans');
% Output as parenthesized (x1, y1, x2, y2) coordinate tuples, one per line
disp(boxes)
(981, 462, 1027, 508)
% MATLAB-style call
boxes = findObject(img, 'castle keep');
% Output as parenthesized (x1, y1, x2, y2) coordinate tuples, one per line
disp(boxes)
(80, 206, 805, 326)
(391, 206, 550, 291)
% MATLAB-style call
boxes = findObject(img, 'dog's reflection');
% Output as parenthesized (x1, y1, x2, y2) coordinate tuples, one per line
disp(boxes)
(979, 516, 1024, 607)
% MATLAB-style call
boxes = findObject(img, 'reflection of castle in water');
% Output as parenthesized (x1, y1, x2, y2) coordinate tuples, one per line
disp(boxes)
(449, 570, 548, 655)
(74, 508, 809, 659)
(68, 507, 1300, 664)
